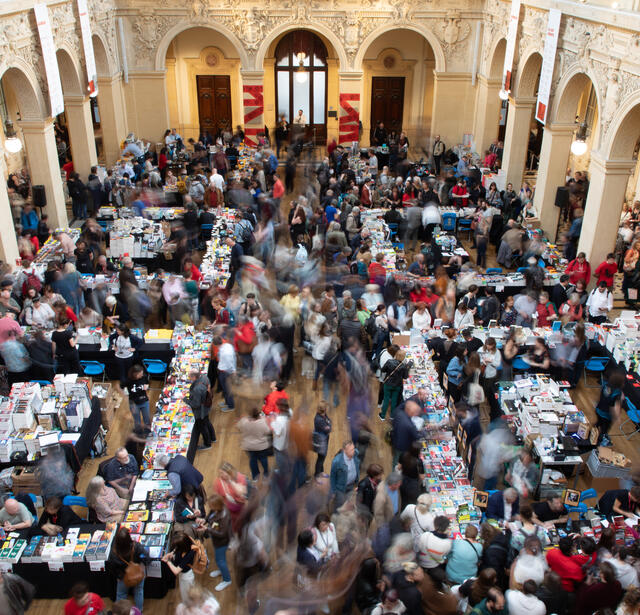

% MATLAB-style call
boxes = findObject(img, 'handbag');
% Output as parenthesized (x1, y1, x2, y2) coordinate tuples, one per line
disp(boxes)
(120, 546, 145, 587)
(312, 431, 328, 455)
(467, 373, 485, 406)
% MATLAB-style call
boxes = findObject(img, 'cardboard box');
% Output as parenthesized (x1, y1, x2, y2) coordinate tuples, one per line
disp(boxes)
(598, 446, 631, 468)
(11, 466, 41, 495)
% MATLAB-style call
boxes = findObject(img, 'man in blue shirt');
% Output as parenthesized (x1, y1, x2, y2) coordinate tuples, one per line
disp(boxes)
(268, 151, 279, 175)
(325, 201, 339, 224)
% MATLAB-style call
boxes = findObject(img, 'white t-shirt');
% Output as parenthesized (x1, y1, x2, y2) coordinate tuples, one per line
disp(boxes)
(505, 590, 546, 615)
(417, 531, 452, 568)
(610, 557, 639, 589)
(311, 523, 339, 559)
(412, 310, 432, 331)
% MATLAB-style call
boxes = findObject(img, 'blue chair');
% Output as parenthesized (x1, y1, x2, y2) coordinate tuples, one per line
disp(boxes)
(583, 356, 609, 387)
(538, 259, 546, 268)
(458, 218, 473, 240)
(516, 267, 528, 273)
(512, 356, 530, 372)
(485, 267, 502, 274)
(565, 501, 588, 519)
(620, 399, 640, 439)
(387, 223, 399, 241)
(80, 360, 106, 382)
(63, 495, 89, 520)
(579, 488, 598, 503)
(442, 212, 457, 233)
(552, 320, 562, 332)
(143, 359, 168, 380)
(63, 495, 88, 507)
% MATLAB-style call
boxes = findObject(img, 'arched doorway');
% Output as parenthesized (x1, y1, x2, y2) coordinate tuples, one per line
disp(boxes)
(274, 31, 328, 145)
(164, 27, 243, 144)
(535, 71, 599, 240)
(360, 28, 436, 149)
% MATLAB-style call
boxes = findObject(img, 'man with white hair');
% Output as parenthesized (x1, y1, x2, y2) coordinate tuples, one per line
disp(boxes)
(102, 447, 138, 497)
(486, 487, 520, 521)
(345, 207, 362, 243)
(0, 498, 33, 532)
(156, 453, 203, 497)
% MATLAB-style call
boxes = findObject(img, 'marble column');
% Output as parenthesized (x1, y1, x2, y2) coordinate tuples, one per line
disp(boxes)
(578, 153, 635, 273)
(472, 75, 502, 155)
(97, 75, 128, 167)
(64, 95, 98, 180)
(532, 123, 574, 241)
(0, 185, 20, 268)
(501, 96, 536, 190)
(20, 120, 68, 229)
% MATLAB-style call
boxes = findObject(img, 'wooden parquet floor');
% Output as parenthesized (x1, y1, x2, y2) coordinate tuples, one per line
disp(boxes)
(26, 176, 640, 615)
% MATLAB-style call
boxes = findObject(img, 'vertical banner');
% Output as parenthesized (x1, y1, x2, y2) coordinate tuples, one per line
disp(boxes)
(338, 93, 360, 144)
(34, 4, 65, 117)
(502, 0, 521, 94)
(536, 9, 562, 124)
(242, 85, 264, 147)
(77, 0, 98, 96)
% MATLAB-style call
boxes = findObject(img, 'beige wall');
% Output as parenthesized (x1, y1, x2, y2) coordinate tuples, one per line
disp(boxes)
(165, 29, 243, 143)
(431, 73, 476, 148)
(361, 30, 435, 149)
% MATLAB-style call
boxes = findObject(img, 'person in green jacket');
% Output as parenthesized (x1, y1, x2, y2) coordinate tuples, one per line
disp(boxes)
(471, 588, 508, 615)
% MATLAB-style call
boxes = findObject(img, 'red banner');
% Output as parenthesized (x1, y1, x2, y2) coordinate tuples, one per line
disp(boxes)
(339, 93, 359, 144)
(243, 84, 264, 147)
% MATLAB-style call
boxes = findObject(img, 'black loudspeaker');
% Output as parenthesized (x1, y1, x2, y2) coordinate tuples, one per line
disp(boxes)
(32, 185, 46, 209)
(555, 186, 569, 209)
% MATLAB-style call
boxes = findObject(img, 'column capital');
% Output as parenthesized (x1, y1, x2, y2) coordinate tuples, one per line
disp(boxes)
(18, 119, 55, 134)
(64, 95, 91, 106)
(476, 75, 501, 88)
(97, 73, 123, 86)
(544, 123, 576, 136)
(589, 151, 636, 176)
(509, 96, 537, 107)
(338, 71, 363, 81)
(240, 70, 264, 81)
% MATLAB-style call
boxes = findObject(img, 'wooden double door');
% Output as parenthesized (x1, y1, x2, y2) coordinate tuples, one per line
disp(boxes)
(370, 76, 405, 137)
(196, 75, 232, 136)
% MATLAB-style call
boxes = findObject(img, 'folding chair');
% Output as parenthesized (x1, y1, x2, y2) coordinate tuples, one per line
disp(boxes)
(583, 356, 609, 388)
(620, 399, 640, 439)
(80, 361, 106, 383)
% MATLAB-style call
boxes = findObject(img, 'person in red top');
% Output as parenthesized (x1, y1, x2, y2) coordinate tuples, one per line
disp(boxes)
(451, 178, 469, 208)
(182, 257, 203, 283)
(262, 381, 289, 415)
(545, 536, 585, 592)
(368, 252, 387, 285)
(272, 173, 285, 200)
(27, 231, 40, 253)
(536, 290, 558, 327)
(360, 181, 372, 208)
(64, 581, 104, 615)
(565, 252, 591, 286)
(234, 316, 256, 374)
(327, 138, 338, 158)
(594, 253, 618, 288)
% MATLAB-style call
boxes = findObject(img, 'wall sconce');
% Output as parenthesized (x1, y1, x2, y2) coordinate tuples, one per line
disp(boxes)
(4, 120, 22, 153)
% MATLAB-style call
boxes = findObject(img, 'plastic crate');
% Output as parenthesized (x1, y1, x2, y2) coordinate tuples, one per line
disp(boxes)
(586, 449, 631, 479)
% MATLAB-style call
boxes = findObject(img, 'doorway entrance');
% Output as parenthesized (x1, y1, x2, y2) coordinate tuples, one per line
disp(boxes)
(196, 75, 232, 137)
(370, 76, 405, 141)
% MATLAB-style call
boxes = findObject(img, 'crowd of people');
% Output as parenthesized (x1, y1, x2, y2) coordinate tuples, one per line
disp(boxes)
(2, 120, 640, 615)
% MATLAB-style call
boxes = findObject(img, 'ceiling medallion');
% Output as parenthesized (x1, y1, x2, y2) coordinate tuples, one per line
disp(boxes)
(383, 55, 396, 69)
(205, 53, 218, 66)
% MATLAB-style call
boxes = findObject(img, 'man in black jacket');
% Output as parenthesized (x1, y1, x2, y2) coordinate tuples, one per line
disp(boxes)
(551, 274, 571, 310)
(392, 562, 424, 615)
(185, 371, 216, 464)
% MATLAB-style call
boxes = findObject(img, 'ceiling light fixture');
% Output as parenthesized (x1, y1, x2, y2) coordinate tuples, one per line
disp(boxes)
(570, 122, 589, 156)
(295, 51, 308, 83)
(4, 120, 22, 154)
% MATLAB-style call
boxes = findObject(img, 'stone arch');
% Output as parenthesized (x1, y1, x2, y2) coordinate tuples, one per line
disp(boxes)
(354, 23, 445, 73)
(602, 92, 640, 160)
(155, 22, 250, 72)
(257, 22, 348, 72)
(92, 32, 115, 78)
(486, 37, 506, 81)
(56, 47, 84, 97)
(550, 65, 602, 126)
(514, 49, 542, 98)
(0, 62, 47, 121)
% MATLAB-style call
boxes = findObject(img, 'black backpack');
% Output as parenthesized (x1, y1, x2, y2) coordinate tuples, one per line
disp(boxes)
(365, 313, 378, 336)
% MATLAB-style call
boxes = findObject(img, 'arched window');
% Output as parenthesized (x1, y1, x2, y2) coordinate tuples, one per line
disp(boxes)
(275, 31, 328, 144)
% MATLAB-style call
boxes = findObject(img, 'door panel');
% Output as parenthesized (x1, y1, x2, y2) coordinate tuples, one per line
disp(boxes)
(370, 76, 405, 137)
(196, 75, 232, 136)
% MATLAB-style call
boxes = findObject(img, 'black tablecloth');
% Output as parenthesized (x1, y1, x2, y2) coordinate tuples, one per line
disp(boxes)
(78, 343, 175, 380)
(13, 558, 174, 599)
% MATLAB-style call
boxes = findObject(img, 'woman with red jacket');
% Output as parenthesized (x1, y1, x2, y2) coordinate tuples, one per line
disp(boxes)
(565, 252, 591, 286)
(262, 381, 289, 415)
(368, 252, 387, 285)
(594, 253, 618, 288)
